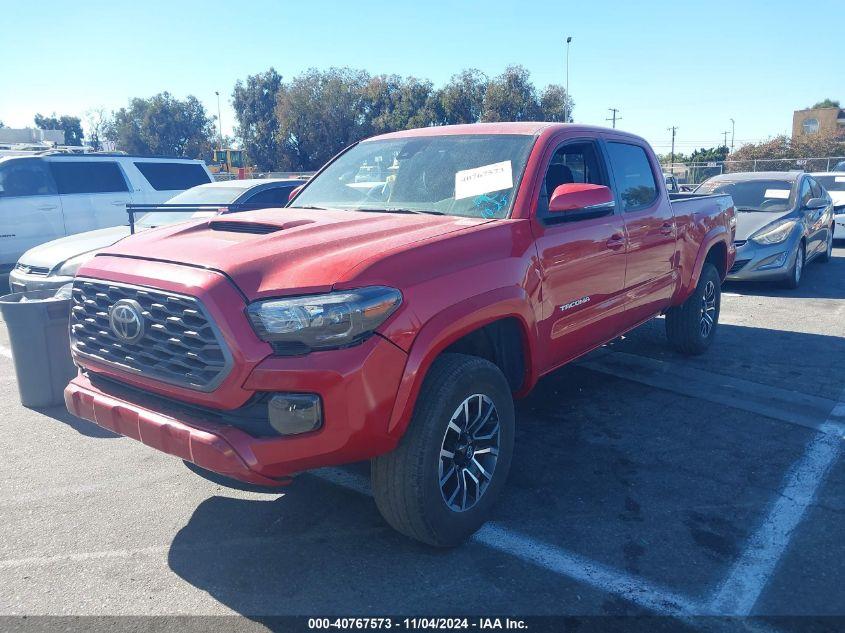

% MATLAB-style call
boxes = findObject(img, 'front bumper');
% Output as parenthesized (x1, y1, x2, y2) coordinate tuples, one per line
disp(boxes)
(8, 268, 73, 293)
(726, 237, 799, 282)
(65, 332, 408, 483)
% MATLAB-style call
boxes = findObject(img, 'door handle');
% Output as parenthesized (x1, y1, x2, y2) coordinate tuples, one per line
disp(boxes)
(37, 204, 58, 210)
(660, 222, 674, 235)
(606, 234, 626, 250)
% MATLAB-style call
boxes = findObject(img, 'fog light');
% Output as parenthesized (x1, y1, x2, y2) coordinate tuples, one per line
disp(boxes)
(756, 251, 787, 271)
(268, 393, 322, 435)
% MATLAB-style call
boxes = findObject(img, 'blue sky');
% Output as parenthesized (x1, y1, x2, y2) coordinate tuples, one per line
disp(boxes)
(2, 0, 842, 154)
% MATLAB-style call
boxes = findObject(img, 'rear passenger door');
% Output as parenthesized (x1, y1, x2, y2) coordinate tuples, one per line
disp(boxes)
(49, 160, 132, 235)
(604, 139, 676, 323)
(131, 161, 213, 203)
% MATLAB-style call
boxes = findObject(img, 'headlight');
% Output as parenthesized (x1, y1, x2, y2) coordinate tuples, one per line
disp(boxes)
(750, 219, 797, 245)
(57, 251, 97, 276)
(246, 286, 402, 354)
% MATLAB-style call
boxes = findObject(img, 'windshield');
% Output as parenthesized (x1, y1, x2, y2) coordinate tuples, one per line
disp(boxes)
(291, 134, 536, 219)
(136, 185, 244, 227)
(815, 175, 845, 192)
(696, 179, 795, 212)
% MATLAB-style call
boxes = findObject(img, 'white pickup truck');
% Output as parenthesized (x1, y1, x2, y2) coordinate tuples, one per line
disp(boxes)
(0, 153, 212, 282)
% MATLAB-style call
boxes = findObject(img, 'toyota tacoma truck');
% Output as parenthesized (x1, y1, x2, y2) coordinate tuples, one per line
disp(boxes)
(65, 123, 735, 546)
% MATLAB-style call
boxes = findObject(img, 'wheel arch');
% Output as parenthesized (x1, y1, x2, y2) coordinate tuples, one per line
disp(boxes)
(676, 227, 731, 304)
(386, 286, 538, 439)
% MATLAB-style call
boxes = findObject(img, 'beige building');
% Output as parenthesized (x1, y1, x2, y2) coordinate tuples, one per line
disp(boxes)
(792, 106, 845, 138)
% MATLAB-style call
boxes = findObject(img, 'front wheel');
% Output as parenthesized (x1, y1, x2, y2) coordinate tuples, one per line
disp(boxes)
(782, 241, 805, 289)
(371, 353, 515, 547)
(820, 227, 834, 263)
(665, 262, 721, 355)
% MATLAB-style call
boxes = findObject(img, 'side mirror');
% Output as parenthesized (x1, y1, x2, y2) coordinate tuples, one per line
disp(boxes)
(805, 197, 827, 210)
(549, 183, 614, 214)
(288, 184, 305, 203)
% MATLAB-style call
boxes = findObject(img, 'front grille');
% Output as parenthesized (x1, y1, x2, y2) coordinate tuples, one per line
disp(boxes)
(729, 259, 750, 274)
(15, 263, 50, 276)
(70, 279, 232, 391)
(210, 221, 280, 234)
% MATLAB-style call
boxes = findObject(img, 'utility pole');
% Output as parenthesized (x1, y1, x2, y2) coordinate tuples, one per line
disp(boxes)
(606, 108, 621, 128)
(564, 36, 572, 122)
(721, 130, 729, 149)
(215, 91, 223, 150)
(668, 126, 678, 166)
(729, 118, 735, 151)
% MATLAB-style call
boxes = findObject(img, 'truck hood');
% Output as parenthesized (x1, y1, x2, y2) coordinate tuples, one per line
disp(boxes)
(91, 207, 493, 299)
(19, 225, 132, 270)
(734, 209, 795, 241)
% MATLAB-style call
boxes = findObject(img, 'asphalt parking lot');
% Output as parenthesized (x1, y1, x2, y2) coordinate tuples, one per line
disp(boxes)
(0, 249, 843, 628)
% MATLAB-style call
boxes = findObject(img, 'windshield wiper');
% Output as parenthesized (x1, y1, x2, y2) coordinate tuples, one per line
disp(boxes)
(356, 207, 445, 215)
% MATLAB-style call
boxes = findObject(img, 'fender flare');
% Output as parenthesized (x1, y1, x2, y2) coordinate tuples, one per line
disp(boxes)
(677, 226, 730, 303)
(385, 286, 538, 438)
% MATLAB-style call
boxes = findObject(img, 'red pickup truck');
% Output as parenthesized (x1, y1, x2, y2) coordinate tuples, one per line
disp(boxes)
(65, 123, 735, 546)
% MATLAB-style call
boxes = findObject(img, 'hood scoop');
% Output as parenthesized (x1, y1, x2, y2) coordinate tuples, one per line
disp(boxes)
(209, 218, 315, 235)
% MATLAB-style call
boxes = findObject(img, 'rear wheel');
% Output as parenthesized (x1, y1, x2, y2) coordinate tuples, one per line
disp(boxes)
(665, 262, 721, 355)
(371, 353, 514, 547)
(782, 241, 805, 289)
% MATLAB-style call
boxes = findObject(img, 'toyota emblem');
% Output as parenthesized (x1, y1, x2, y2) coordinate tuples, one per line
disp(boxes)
(109, 299, 145, 343)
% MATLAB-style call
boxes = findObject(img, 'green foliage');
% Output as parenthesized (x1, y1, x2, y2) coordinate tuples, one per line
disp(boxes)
(689, 146, 729, 163)
(232, 68, 284, 171)
(436, 69, 488, 124)
(729, 133, 845, 161)
(809, 99, 840, 109)
(482, 65, 541, 122)
(34, 113, 84, 145)
(539, 84, 574, 123)
(104, 92, 215, 158)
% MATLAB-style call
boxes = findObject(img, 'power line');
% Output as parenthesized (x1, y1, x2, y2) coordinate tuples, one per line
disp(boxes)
(606, 108, 621, 128)
(667, 126, 678, 164)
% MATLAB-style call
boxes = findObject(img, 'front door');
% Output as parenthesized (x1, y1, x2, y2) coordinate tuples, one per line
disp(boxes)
(532, 139, 628, 372)
(604, 139, 677, 324)
(0, 158, 65, 269)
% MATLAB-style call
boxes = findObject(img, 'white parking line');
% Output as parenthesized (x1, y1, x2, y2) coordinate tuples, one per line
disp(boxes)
(311, 468, 696, 617)
(706, 398, 844, 615)
(0, 344, 12, 359)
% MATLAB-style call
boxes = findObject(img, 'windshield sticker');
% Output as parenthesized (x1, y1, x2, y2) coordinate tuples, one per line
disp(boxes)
(473, 193, 509, 219)
(455, 161, 513, 200)
(836, 177, 845, 183)
(764, 189, 790, 199)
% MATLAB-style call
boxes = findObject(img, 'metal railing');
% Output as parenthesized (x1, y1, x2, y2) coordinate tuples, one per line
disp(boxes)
(662, 156, 845, 185)
(125, 203, 277, 234)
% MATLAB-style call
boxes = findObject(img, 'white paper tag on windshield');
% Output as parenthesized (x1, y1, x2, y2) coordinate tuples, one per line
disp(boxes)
(764, 189, 790, 199)
(836, 176, 845, 183)
(454, 161, 513, 200)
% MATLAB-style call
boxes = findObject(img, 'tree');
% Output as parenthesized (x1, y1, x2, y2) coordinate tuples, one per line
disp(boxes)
(365, 75, 438, 134)
(729, 133, 845, 162)
(482, 65, 541, 122)
(436, 69, 488, 125)
(34, 113, 84, 145)
(275, 67, 373, 170)
(104, 92, 215, 158)
(232, 68, 284, 171)
(689, 146, 730, 163)
(538, 84, 574, 122)
(84, 108, 108, 151)
(809, 99, 840, 109)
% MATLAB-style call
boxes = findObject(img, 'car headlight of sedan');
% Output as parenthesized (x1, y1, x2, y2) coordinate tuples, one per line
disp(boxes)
(750, 219, 798, 245)
(247, 286, 402, 354)
(57, 251, 98, 277)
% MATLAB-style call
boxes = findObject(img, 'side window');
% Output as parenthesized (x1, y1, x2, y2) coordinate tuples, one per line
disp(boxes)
(50, 161, 129, 194)
(0, 159, 56, 198)
(134, 162, 212, 191)
(809, 178, 823, 200)
(799, 179, 813, 207)
(245, 186, 295, 206)
(606, 142, 658, 212)
(538, 141, 607, 216)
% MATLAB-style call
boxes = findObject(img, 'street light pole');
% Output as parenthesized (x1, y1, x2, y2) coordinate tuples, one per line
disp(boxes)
(729, 118, 735, 151)
(215, 91, 223, 150)
(564, 36, 572, 122)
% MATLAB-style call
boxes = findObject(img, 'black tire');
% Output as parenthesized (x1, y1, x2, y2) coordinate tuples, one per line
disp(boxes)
(371, 353, 514, 547)
(819, 227, 834, 263)
(665, 262, 721, 355)
(782, 241, 805, 289)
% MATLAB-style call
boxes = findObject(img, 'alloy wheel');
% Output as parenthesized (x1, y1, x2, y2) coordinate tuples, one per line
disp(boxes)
(795, 247, 804, 284)
(439, 394, 500, 512)
(699, 280, 717, 338)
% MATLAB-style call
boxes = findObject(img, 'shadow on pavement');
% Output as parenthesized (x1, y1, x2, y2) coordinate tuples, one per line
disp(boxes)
(36, 402, 120, 439)
(723, 249, 845, 300)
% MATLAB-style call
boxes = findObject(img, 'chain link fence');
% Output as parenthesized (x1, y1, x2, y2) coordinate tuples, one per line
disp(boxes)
(662, 156, 845, 186)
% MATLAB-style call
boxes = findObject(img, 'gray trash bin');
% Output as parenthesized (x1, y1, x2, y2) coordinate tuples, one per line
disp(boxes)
(0, 288, 76, 408)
